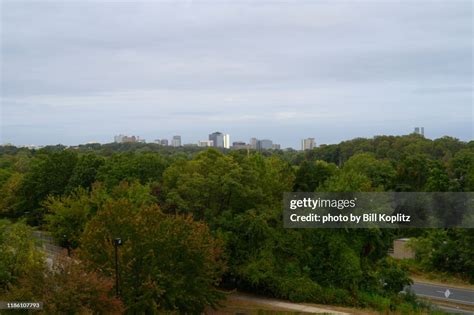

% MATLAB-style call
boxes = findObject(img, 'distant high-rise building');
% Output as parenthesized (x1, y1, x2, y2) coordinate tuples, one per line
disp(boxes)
(209, 132, 224, 148)
(414, 127, 425, 137)
(231, 141, 248, 149)
(250, 138, 258, 149)
(272, 144, 281, 150)
(171, 135, 181, 147)
(301, 138, 316, 150)
(223, 134, 230, 149)
(257, 139, 273, 150)
(198, 140, 214, 147)
(160, 139, 169, 146)
(114, 134, 139, 143)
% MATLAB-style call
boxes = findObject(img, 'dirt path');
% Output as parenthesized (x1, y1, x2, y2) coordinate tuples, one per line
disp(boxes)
(227, 293, 350, 314)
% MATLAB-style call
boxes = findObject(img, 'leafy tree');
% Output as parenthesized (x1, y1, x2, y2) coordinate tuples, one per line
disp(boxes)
(395, 154, 430, 191)
(66, 153, 105, 192)
(410, 229, 474, 282)
(449, 149, 474, 191)
(320, 169, 374, 192)
(3, 254, 124, 314)
(79, 197, 226, 313)
(97, 153, 167, 188)
(294, 160, 337, 192)
(343, 153, 395, 189)
(0, 173, 24, 218)
(16, 150, 78, 224)
(0, 220, 44, 291)
(425, 161, 451, 191)
(162, 149, 243, 220)
(45, 181, 156, 249)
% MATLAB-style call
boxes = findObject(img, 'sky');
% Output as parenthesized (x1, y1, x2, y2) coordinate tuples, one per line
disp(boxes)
(1, 0, 472, 148)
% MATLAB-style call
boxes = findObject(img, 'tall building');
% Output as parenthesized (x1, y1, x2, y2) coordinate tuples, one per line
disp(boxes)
(414, 127, 425, 137)
(171, 135, 181, 147)
(301, 138, 316, 150)
(209, 132, 224, 148)
(250, 138, 258, 149)
(223, 134, 230, 149)
(257, 139, 273, 150)
(160, 139, 169, 146)
(272, 144, 281, 150)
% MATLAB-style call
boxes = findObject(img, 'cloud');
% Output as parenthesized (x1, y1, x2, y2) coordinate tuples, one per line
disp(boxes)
(1, 0, 472, 146)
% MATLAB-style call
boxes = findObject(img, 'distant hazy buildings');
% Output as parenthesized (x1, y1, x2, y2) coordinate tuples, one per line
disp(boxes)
(112, 132, 287, 149)
(154, 139, 170, 146)
(301, 138, 316, 150)
(250, 138, 258, 150)
(171, 135, 181, 147)
(231, 141, 248, 149)
(208, 132, 230, 148)
(198, 140, 214, 147)
(414, 127, 425, 137)
(257, 139, 273, 150)
(114, 134, 141, 143)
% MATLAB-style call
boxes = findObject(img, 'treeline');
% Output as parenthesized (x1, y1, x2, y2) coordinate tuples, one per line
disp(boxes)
(0, 134, 473, 313)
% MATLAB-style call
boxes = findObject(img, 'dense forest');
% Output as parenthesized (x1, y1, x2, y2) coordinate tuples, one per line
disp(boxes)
(0, 134, 473, 314)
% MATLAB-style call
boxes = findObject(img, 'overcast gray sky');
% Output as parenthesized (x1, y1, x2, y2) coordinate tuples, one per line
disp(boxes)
(1, 0, 472, 148)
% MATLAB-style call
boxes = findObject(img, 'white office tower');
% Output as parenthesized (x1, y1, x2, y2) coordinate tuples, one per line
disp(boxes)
(172, 135, 181, 147)
(223, 134, 230, 149)
(301, 138, 316, 150)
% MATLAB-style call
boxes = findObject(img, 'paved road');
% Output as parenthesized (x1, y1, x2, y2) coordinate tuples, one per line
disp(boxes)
(410, 282, 474, 306)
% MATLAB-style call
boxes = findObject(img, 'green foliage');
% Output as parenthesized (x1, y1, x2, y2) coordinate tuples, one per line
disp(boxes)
(79, 194, 226, 313)
(395, 154, 430, 191)
(16, 150, 78, 224)
(66, 153, 105, 192)
(409, 229, 474, 282)
(449, 149, 474, 191)
(342, 153, 395, 189)
(44, 188, 92, 249)
(45, 181, 156, 249)
(96, 152, 167, 187)
(1, 135, 473, 312)
(2, 254, 124, 314)
(293, 160, 337, 192)
(0, 220, 44, 291)
(320, 169, 374, 192)
(0, 173, 24, 218)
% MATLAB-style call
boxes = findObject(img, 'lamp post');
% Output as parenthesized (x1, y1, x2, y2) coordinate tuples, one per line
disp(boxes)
(113, 238, 122, 297)
(63, 234, 71, 256)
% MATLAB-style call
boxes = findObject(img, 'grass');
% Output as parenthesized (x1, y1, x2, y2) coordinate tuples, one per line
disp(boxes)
(400, 259, 474, 288)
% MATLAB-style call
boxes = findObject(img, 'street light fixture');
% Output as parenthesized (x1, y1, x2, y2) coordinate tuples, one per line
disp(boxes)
(114, 238, 122, 297)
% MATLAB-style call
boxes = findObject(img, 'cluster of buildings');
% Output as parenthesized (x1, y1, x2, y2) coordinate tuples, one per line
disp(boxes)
(114, 134, 144, 143)
(114, 132, 317, 151)
(414, 127, 425, 137)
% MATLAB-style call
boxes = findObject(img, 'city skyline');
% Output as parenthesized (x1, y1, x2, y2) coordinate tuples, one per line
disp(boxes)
(1, 1, 472, 147)
(2, 126, 462, 150)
